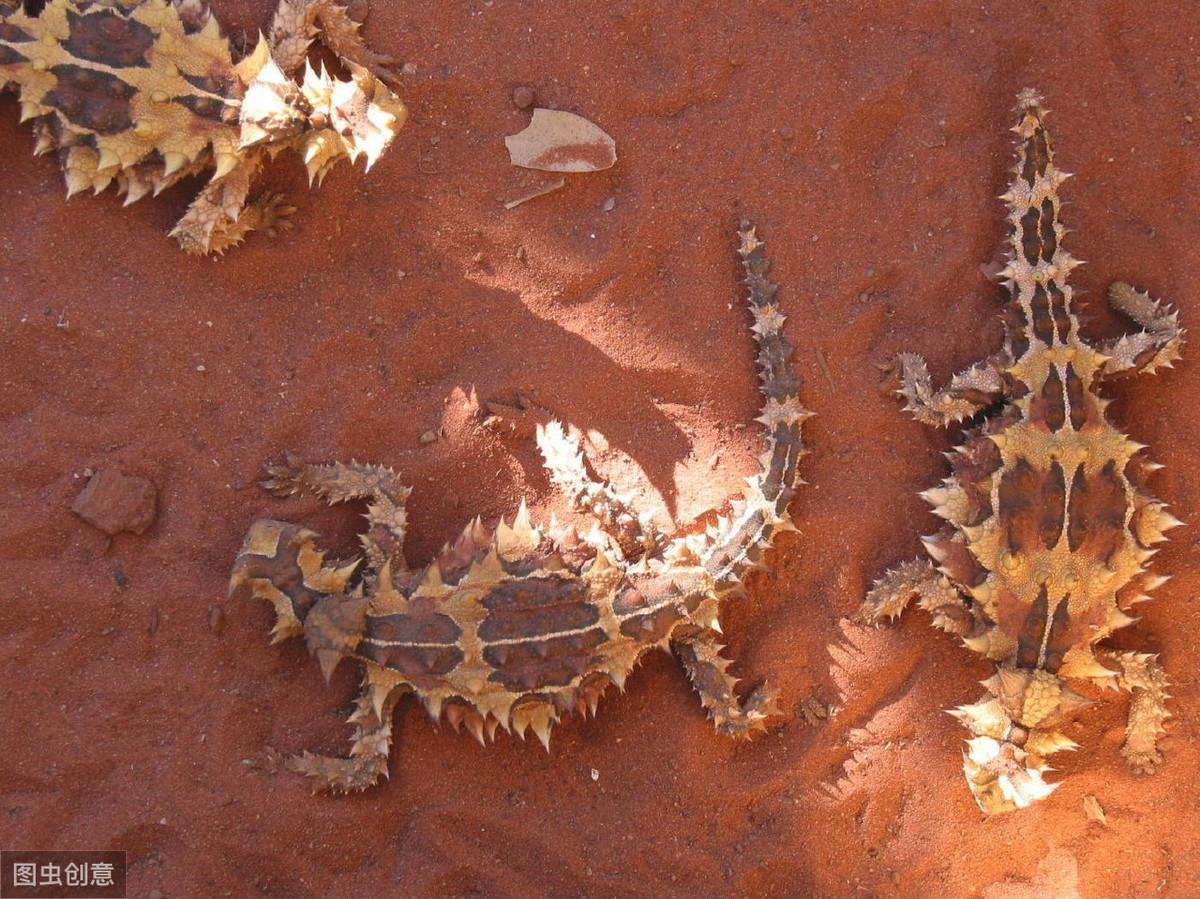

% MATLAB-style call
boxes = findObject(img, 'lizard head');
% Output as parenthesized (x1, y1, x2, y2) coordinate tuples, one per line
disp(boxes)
(233, 38, 407, 181)
(230, 519, 361, 650)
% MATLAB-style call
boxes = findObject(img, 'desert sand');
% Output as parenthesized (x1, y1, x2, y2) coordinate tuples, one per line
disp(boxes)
(2, 1, 1198, 896)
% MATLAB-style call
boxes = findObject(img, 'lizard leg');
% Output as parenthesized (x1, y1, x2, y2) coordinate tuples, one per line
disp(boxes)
(169, 155, 264, 255)
(261, 452, 411, 576)
(1098, 282, 1184, 378)
(672, 626, 780, 739)
(205, 192, 296, 255)
(267, 0, 396, 80)
(856, 558, 972, 634)
(885, 352, 1006, 427)
(288, 678, 408, 793)
(535, 419, 662, 559)
(1097, 650, 1170, 773)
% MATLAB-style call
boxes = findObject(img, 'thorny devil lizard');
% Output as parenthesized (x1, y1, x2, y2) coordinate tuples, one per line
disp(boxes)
(0, 0, 405, 254)
(857, 90, 1184, 815)
(229, 222, 811, 793)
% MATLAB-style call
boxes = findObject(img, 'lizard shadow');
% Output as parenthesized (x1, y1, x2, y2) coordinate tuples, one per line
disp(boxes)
(400, 248, 741, 532)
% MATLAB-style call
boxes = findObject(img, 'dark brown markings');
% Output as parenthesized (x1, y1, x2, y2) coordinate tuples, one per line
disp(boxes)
(64, 9, 154, 68)
(0, 24, 32, 44)
(950, 434, 1001, 526)
(763, 424, 802, 509)
(229, 524, 325, 620)
(1129, 343, 1165, 372)
(1046, 282, 1071, 342)
(1040, 462, 1067, 549)
(499, 544, 561, 579)
(1015, 585, 1048, 668)
(756, 331, 801, 402)
(1020, 207, 1042, 264)
(304, 593, 368, 650)
(183, 71, 236, 96)
(44, 64, 135, 133)
(364, 641, 463, 677)
(619, 604, 683, 642)
(174, 0, 211, 33)
(1031, 366, 1066, 431)
(1067, 461, 1127, 561)
(0, 42, 26, 66)
(1021, 126, 1050, 186)
(366, 612, 461, 645)
(678, 652, 730, 705)
(174, 93, 227, 121)
(1064, 363, 1088, 430)
(1042, 598, 1070, 672)
(1, 21, 33, 42)
(1039, 198, 1058, 262)
(1005, 375, 1030, 401)
(1003, 303, 1031, 360)
(1030, 284, 1055, 345)
(998, 459, 1065, 554)
(477, 577, 598, 641)
(484, 627, 607, 691)
(935, 531, 989, 587)
(613, 585, 647, 615)
(705, 508, 769, 579)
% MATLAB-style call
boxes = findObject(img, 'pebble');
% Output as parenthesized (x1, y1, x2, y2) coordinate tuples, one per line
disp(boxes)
(71, 468, 157, 536)
(512, 85, 535, 110)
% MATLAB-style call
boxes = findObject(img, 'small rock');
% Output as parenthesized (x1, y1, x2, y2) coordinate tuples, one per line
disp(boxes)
(208, 605, 224, 635)
(602, 196, 616, 212)
(111, 566, 128, 589)
(799, 696, 829, 726)
(419, 430, 438, 445)
(71, 468, 157, 536)
(512, 85, 535, 110)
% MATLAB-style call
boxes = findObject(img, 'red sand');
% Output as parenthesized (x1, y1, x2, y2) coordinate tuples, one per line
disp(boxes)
(2, 2, 1198, 896)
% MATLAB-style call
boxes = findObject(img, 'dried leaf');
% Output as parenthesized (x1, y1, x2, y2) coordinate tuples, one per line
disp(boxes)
(1082, 794, 1107, 825)
(505, 109, 617, 173)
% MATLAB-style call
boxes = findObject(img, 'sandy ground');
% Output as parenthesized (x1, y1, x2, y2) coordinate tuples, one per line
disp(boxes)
(2, 1, 1199, 896)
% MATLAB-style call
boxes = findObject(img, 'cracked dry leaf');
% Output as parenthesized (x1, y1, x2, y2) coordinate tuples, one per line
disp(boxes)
(505, 109, 617, 172)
